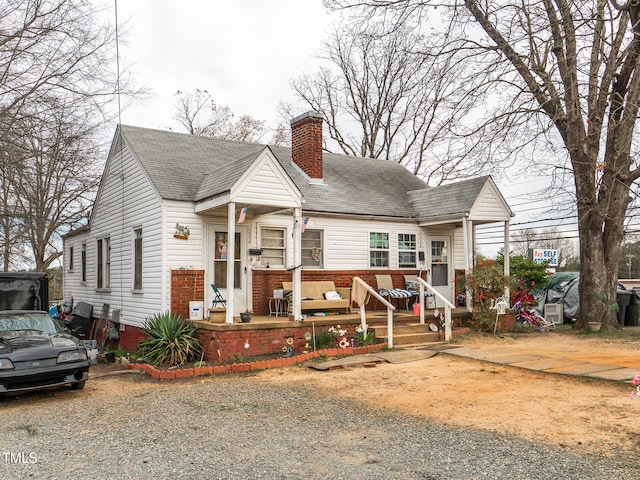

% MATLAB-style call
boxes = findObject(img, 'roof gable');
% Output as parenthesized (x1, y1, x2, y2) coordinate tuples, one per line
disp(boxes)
(408, 176, 512, 223)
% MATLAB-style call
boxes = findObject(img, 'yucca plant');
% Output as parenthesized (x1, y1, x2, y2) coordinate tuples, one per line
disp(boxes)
(137, 312, 202, 367)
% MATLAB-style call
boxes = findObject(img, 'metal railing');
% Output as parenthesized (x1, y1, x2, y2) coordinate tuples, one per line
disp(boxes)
(415, 277, 455, 341)
(352, 276, 396, 348)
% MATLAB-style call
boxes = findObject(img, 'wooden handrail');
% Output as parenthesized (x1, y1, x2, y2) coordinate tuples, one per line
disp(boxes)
(352, 277, 396, 348)
(415, 277, 454, 341)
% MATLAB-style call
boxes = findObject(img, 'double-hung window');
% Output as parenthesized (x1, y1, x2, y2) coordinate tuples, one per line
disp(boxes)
(96, 237, 111, 289)
(369, 232, 389, 267)
(398, 234, 417, 268)
(133, 228, 143, 291)
(302, 229, 323, 268)
(81, 243, 87, 283)
(260, 228, 286, 267)
(69, 246, 74, 272)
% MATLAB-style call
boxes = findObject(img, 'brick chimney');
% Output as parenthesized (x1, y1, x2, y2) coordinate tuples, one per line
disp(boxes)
(290, 111, 323, 179)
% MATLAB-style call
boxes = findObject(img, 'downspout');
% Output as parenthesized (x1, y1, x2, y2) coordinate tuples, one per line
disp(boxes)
(462, 215, 473, 312)
(292, 207, 302, 321)
(504, 220, 510, 304)
(226, 202, 236, 324)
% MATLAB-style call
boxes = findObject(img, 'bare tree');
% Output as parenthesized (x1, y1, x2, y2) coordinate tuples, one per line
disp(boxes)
(0, 0, 120, 135)
(328, 0, 640, 329)
(291, 19, 498, 184)
(510, 229, 540, 258)
(0, 0, 136, 270)
(6, 100, 101, 271)
(173, 89, 272, 144)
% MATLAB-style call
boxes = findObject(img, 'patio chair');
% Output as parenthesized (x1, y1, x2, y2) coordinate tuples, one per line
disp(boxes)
(404, 275, 435, 309)
(375, 274, 414, 310)
(210, 284, 227, 308)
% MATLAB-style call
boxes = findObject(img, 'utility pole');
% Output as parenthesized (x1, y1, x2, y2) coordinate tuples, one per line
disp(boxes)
(626, 254, 634, 279)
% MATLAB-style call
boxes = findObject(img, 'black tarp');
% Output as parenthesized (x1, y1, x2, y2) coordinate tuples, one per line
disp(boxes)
(0, 272, 49, 311)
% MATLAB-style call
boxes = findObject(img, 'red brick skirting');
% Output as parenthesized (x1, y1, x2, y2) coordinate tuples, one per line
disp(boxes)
(127, 343, 388, 380)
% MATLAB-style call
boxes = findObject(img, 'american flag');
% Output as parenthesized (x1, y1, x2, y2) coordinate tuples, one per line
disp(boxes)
(238, 207, 248, 223)
(301, 217, 309, 233)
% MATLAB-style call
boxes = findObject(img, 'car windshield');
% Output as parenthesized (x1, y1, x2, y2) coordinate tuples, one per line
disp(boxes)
(0, 312, 61, 334)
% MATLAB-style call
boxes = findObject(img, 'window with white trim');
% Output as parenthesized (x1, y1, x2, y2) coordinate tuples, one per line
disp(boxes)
(260, 227, 286, 267)
(81, 243, 87, 283)
(369, 232, 389, 267)
(302, 229, 323, 268)
(133, 228, 143, 291)
(398, 233, 417, 268)
(96, 237, 110, 289)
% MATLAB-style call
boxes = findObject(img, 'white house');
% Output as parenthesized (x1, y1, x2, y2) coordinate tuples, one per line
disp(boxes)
(63, 112, 513, 346)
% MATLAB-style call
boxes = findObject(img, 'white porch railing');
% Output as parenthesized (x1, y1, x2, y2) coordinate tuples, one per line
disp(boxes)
(415, 277, 455, 342)
(352, 277, 396, 348)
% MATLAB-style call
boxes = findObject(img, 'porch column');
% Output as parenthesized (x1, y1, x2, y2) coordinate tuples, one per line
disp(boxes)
(462, 216, 473, 311)
(503, 220, 511, 305)
(226, 202, 236, 324)
(292, 207, 302, 321)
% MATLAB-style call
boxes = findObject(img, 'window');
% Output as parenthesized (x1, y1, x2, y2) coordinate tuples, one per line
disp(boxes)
(69, 246, 74, 272)
(302, 229, 323, 268)
(431, 240, 448, 286)
(214, 232, 241, 289)
(260, 228, 285, 267)
(398, 234, 417, 268)
(133, 228, 143, 291)
(81, 243, 87, 283)
(96, 237, 110, 289)
(369, 232, 389, 267)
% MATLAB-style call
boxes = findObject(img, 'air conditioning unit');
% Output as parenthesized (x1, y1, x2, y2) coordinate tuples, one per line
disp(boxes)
(544, 303, 563, 325)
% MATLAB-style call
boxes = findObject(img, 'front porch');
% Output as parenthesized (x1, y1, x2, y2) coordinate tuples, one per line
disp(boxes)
(190, 307, 472, 363)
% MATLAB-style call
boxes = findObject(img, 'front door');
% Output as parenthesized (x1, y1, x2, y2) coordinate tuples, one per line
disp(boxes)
(207, 225, 247, 315)
(430, 236, 453, 304)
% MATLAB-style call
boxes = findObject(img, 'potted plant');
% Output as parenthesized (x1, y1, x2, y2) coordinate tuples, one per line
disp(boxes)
(239, 310, 252, 323)
(174, 223, 190, 240)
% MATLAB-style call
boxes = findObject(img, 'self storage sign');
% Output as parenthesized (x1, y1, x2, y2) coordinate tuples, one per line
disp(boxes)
(533, 249, 558, 267)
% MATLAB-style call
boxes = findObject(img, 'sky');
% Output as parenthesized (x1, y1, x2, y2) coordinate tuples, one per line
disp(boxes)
(115, 0, 336, 131)
(110, 1, 575, 258)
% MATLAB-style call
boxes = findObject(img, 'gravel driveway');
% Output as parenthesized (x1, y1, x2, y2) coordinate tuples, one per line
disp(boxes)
(1, 372, 638, 480)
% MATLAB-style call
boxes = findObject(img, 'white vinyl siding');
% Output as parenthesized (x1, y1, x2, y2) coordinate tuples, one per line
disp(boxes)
(62, 136, 165, 327)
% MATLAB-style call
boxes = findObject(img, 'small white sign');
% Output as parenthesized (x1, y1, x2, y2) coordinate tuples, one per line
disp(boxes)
(533, 248, 558, 267)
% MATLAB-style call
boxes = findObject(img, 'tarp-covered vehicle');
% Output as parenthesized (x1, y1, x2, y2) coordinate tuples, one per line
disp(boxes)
(537, 272, 638, 325)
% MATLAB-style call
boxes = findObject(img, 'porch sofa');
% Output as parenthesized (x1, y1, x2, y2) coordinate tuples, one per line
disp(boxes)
(281, 281, 351, 313)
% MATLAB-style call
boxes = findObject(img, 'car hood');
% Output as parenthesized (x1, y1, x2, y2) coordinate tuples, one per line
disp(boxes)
(0, 330, 79, 352)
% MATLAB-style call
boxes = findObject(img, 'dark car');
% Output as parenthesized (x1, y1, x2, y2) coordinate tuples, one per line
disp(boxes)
(0, 310, 90, 394)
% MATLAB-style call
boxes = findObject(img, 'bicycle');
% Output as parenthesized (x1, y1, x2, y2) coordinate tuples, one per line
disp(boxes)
(513, 294, 555, 333)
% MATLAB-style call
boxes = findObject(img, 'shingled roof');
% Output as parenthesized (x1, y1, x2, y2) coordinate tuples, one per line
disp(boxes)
(408, 176, 491, 221)
(119, 125, 430, 219)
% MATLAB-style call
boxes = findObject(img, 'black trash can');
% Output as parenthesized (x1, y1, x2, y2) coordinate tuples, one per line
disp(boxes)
(617, 290, 632, 326)
(626, 289, 640, 326)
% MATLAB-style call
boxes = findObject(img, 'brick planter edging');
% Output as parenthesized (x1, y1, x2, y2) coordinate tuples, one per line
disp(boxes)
(128, 343, 389, 381)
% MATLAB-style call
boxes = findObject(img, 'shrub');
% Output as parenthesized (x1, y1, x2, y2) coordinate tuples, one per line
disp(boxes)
(137, 312, 202, 367)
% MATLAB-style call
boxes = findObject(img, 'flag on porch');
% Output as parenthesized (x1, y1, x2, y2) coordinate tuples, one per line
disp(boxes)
(238, 207, 248, 223)
(301, 217, 309, 233)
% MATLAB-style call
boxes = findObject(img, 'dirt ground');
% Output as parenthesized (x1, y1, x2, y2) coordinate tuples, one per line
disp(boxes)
(22, 326, 640, 460)
(258, 326, 640, 459)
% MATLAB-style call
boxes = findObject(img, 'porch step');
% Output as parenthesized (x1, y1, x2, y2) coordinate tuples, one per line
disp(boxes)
(371, 323, 440, 346)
